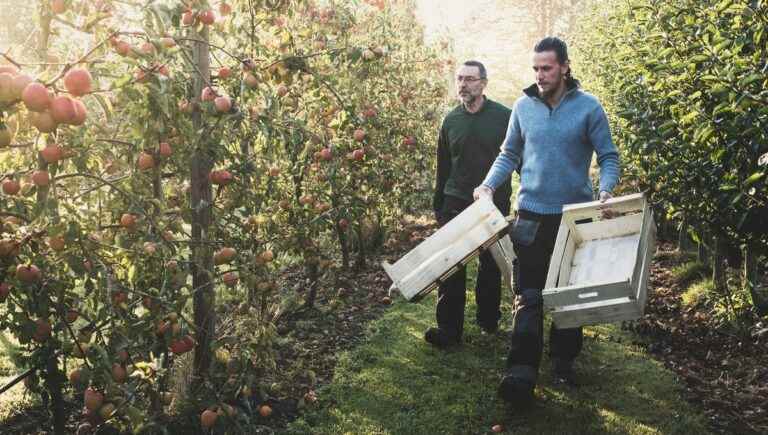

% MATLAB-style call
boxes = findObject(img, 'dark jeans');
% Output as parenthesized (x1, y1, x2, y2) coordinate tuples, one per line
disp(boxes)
(435, 195, 510, 339)
(506, 209, 583, 380)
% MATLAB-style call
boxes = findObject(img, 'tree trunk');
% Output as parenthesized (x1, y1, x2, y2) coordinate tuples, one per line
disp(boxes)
(189, 26, 215, 385)
(744, 243, 768, 316)
(43, 350, 65, 435)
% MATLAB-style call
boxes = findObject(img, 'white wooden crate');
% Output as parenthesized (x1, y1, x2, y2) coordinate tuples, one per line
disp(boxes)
(383, 196, 514, 301)
(542, 193, 656, 328)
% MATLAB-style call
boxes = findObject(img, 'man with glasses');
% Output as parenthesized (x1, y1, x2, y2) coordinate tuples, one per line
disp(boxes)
(425, 60, 513, 348)
(474, 37, 620, 407)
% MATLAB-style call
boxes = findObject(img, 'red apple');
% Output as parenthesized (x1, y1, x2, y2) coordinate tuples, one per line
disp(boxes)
(63, 68, 92, 96)
(22, 82, 51, 112)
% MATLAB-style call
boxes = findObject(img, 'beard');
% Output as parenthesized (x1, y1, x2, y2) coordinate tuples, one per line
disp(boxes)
(459, 92, 478, 105)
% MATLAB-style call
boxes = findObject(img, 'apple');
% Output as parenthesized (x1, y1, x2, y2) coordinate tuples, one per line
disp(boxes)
(218, 66, 231, 79)
(244, 73, 259, 88)
(51, 0, 66, 14)
(214, 247, 236, 265)
(32, 170, 51, 187)
(259, 404, 272, 417)
(40, 143, 63, 163)
(209, 169, 233, 185)
(219, 2, 232, 16)
(71, 99, 87, 125)
(362, 49, 376, 60)
(223, 271, 238, 287)
(199, 10, 216, 25)
(29, 111, 57, 133)
(260, 250, 274, 263)
(143, 242, 157, 255)
(22, 82, 51, 112)
(16, 264, 42, 283)
(338, 218, 349, 230)
(10, 73, 34, 100)
(63, 68, 92, 96)
(48, 235, 65, 251)
(33, 319, 52, 342)
(2, 179, 21, 195)
(353, 129, 366, 142)
(140, 41, 155, 55)
(115, 40, 132, 57)
(214, 95, 232, 113)
(160, 37, 176, 48)
(181, 10, 195, 26)
(276, 84, 288, 97)
(111, 363, 127, 383)
(158, 142, 172, 157)
(201, 86, 216, 102)
(50, 95, 78, 124)
(137, 152, 155, 170)
(201, 409, 218, 428)
(268, 166, 280, 177)
(320, 148, 332, 161)
(352, 149, 365, 160)
(68, 368, 82, 385)
(84, 388, 104, 411)
(120, 213, 137, 229)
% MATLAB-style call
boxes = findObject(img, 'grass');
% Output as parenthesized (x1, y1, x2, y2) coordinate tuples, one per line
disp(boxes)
(671, 261, 709, 288)
(288, 261, 710, 435)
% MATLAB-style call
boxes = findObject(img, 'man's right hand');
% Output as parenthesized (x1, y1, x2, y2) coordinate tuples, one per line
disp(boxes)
(473, 185, 493, 200)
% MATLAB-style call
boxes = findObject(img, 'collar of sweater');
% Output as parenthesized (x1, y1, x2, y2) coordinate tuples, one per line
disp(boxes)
(523, 78, 581, 103)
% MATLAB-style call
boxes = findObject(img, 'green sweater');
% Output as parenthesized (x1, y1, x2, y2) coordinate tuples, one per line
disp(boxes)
(433, 97, 512, 212)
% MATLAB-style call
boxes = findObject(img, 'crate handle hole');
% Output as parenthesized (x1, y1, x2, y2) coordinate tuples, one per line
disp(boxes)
(578, 292, 599, 299)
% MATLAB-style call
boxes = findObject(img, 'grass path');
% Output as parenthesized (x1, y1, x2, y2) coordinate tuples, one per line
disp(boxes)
(288, 275, 710, 434)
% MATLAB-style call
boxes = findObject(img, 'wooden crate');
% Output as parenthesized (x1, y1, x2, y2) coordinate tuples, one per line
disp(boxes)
(383, 196, 513, 302)
(542, 193, 656, 328)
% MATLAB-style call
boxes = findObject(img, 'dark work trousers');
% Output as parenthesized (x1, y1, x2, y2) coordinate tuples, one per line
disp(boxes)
(506, 209, 583, 381)
(436, 195, 511, 340)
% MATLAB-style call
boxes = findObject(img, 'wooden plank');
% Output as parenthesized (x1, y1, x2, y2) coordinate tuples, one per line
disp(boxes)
(575, 212, 643, 241)
(545, 225, 570, 289)
(396, 219, 506, 300)
(568, 234, 640, 285)
(386, 197, 504, 278)
(557, 232, 576, 288)
(488, 235, 514, 291)
(542, 280, 630, 308)
(634, 212, 657, 310)
(549, 297, 642, 328)
(561, 192, 646, 222)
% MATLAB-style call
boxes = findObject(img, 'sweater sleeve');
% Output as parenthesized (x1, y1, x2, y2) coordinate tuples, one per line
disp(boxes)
(481, 102, 523, 191)
(588, 103, 621, 193)
(432, 123, 451, 213)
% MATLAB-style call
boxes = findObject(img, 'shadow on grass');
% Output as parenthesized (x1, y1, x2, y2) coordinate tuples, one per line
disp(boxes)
(287, 292, 710, 435)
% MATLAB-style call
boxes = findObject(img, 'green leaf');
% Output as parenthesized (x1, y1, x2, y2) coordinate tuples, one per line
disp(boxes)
(744, 172, 765, 186)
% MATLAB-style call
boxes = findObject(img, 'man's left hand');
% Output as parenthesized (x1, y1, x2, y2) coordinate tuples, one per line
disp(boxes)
(598, 191, 613, 203)
(598, 191, 616, 219)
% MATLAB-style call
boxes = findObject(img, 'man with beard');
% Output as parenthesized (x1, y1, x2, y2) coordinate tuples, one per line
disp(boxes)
(474, 37, 620, 407)
(426, 60, 513, 348)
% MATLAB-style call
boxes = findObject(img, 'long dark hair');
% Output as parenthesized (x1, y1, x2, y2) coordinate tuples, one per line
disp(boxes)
(534, 36, 580, 87)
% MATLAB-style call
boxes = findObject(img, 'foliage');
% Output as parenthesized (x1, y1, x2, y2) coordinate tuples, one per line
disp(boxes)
(0, 0, 449, 432)
(572, 0, 768, 313)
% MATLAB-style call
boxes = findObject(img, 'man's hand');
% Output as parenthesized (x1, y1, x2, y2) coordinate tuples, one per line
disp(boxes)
(598, 191, 617, 219)
(473, 185, 493, 200)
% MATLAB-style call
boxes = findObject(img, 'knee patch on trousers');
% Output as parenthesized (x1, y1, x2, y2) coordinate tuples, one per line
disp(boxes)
(517, 288, 543, 308)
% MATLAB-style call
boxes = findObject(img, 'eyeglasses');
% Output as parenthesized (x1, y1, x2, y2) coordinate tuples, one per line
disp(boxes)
(455, 76, 484, 83)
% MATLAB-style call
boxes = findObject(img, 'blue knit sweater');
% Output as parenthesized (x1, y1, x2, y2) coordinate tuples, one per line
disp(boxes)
(481, 84, 620, 214)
